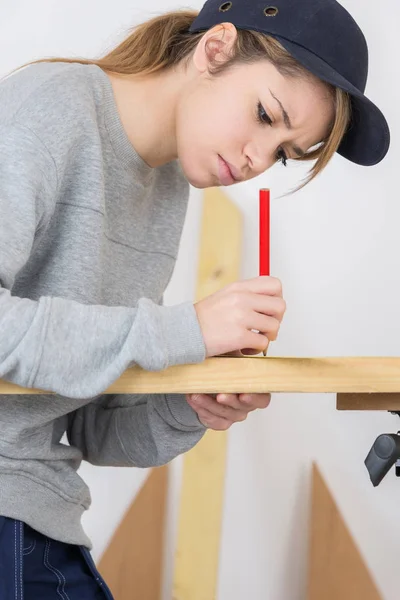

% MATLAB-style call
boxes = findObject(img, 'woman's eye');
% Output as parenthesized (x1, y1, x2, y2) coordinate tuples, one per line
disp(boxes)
(276, 148, 288, 167)
(257, 101, 273, 125)
(256, 102, 288, 166)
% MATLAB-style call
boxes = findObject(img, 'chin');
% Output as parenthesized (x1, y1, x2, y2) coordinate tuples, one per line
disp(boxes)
(178, 144, 225, 188)
(188, 179, 209, 190)
(179, 160, 212, 189)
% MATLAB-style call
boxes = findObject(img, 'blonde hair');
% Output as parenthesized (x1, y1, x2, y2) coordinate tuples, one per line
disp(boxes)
(7, 9, 351, 191)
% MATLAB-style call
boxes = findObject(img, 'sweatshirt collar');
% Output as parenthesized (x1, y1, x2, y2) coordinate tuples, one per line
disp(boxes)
(90, 64, 154, 179)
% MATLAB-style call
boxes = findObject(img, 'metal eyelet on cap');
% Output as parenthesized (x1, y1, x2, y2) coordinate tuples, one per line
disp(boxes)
(219, 2, 233, 12)
(264, 6, 279, 16)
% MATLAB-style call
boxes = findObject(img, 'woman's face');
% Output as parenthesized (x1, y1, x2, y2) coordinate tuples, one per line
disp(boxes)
(176, 27, 335, 188)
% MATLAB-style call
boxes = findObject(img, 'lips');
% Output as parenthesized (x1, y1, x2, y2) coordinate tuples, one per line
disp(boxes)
(218, 155, 240, 185)
(225, 160, 241, 181)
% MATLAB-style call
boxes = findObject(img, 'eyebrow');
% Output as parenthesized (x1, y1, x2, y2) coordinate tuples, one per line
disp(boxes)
(268, 88, 306, 157)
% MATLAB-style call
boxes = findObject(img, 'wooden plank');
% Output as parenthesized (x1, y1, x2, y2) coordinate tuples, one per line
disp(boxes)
(337, 393, 400, 410)
(307, 463, 382, 600)
(172, 188, 242, 600)
(3, 357, 400, 396)
(172, 431, 228, 600)
(193, 187, 243, 301)
(98, 466, 168, 600)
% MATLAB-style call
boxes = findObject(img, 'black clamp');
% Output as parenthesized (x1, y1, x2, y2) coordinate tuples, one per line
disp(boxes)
(364, 411, 400, 486)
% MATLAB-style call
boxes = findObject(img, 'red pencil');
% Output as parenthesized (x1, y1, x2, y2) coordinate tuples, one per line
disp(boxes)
(259, 189, 270, 355)
(259, 188, 270, 276)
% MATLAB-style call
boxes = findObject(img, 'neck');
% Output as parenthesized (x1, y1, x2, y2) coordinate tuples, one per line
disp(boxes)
(105, 67, 185, 168)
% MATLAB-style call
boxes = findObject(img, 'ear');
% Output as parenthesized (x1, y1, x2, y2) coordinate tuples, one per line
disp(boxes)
(192, 22, 238, 74)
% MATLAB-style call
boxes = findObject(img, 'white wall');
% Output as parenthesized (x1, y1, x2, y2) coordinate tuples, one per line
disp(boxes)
(1, 1, 399, 599)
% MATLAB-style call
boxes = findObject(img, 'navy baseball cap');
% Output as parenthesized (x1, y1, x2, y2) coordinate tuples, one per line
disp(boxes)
(189, 0, 390, 166)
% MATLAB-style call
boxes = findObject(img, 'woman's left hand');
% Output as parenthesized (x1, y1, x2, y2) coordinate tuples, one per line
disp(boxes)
(186, 392, 271, 430)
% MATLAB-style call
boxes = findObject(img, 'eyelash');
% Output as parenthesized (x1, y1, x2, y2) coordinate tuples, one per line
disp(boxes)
(256, 101, 288, 167)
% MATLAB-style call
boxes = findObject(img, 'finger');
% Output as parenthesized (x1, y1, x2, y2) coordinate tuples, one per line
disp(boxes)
(216, 393, 242, 409)
(194, 407, 234, 431)
(243, 330, 271, 352)
(218, 350, 253, 357)
(232, 276, 283, 298)
(239, 348, 263, 356)
(218, 348, 266, 357)
(250, 293, 286, 320)
(248, 313, 280, 341)
(218, 393, 271, 411)
(188, 394, 247, 421)
(238, 393, 271, 410)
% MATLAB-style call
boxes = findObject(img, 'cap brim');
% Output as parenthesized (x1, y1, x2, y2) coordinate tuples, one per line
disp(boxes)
(274, 37, 390, 166)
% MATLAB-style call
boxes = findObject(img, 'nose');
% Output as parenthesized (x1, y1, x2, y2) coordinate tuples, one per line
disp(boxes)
(244, 138, 277, 177)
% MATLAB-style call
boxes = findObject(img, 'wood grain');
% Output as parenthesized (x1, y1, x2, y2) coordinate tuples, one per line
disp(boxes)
(3, 357, 400, 395)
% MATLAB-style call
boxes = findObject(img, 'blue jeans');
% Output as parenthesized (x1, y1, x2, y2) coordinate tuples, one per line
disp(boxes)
(0, 517, 115, 599)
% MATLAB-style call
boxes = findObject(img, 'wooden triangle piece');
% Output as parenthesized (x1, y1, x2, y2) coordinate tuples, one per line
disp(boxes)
(307, 463, 382, 600)
(98, 465, 168, 600)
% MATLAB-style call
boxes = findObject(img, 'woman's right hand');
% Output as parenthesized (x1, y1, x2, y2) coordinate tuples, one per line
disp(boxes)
(194, 276, 286, 357)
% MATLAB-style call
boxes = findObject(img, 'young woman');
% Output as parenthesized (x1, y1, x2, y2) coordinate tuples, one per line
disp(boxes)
(0, 0, 389, 597)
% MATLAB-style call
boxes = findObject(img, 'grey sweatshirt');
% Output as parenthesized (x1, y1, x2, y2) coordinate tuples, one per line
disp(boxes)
(0, 61, 207, 548)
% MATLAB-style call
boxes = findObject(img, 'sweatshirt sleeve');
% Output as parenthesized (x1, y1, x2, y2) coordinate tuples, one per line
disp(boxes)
(0, 123, 206, 400)
(67, 393, 207, 468)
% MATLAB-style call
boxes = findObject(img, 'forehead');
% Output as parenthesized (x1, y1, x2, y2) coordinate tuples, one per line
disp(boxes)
(235, 59, 331, 102)
(241, 60, 334, 131)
